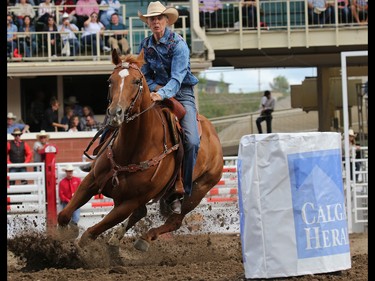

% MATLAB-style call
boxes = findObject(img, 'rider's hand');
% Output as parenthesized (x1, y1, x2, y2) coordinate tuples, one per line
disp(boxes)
(150, 92, 162, 102)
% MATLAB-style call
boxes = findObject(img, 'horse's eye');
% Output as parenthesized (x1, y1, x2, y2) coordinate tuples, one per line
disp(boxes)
(135, 79, 142, 85)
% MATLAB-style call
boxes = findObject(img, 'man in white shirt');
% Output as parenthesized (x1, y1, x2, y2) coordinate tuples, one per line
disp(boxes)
(256, 90, 275, 134)
(58, 13, 80, 56)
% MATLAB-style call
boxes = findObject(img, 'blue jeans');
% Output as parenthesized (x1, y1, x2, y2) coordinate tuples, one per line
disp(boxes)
(81, 34, 103, 56)
(61, 202, 80, 224)
(256, 114, 273, 133)
(175, 86, 200, 196)
(65, 38, 80, 56)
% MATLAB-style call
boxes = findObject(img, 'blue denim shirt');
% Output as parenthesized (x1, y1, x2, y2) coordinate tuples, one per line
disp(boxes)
(138, 28, 199, 100)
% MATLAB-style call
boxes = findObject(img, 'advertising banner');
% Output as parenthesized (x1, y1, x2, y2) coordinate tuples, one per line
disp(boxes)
(237, 132, 351, 278)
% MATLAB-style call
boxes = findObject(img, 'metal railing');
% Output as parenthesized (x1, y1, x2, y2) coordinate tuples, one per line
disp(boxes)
(7, 1, 367, 62)
(7, 4, 127, 26)
(170, 0, 368, 30)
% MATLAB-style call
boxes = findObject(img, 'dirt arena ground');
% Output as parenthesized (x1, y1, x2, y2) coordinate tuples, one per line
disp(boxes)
(7, 230, 367, 281)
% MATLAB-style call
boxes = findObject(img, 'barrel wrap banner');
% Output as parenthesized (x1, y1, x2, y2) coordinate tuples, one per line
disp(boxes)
(237, 132, 351, 278)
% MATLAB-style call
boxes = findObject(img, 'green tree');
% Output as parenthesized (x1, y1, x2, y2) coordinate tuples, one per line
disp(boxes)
(269, 75, 290, 94)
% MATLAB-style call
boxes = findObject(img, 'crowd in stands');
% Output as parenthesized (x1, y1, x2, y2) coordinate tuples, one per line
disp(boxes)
(7, 0, 130, 59)
(7, 1, 368, 59)
(7, 94, 103, 134)
(198, 0, 367, 28)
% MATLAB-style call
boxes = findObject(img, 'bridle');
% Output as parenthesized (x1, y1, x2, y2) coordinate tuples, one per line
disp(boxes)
(112, 61, 155, 123)
(84, 61, 154, 161)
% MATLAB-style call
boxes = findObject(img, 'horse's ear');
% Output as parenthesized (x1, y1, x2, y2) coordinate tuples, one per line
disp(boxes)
(137, 49, 145, 67)
(112, 49, 121, 66)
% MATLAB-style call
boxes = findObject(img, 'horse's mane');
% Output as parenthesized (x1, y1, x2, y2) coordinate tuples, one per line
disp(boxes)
(119, 53, 145, 69)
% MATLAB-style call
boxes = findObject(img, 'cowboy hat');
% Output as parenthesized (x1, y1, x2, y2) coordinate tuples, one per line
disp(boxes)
(63, 164, 75, 171)
(64, 96, 79, 105)
(36, 130, 50, 139)
(11, 128, 22, 136)
(348, 129, 357, 137)
(138, 1, 179, 25)
(7, 112, 17, 120)
(62, 12, 69, 19)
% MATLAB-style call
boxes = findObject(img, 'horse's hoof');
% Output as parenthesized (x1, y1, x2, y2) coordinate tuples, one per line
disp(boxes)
(78, 232, 94, 248)
(134, 238, 150, 252)
(108, 245, 125, 266)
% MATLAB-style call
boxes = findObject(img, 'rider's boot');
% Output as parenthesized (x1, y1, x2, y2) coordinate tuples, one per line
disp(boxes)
(169, 180, 184, 214)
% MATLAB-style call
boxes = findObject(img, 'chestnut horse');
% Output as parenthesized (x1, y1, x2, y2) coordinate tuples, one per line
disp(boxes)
(57, 49, 223, 251)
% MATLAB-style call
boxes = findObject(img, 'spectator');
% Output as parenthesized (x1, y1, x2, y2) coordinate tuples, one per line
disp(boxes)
(7, 128, 33, 185)
(80, 105, 95, 129)
(42, 15, 61, 57)
(241, 0, 257, 28)
(59, 12, 80, 57)
(55, 0, 78, 25)
(19, 15, 37, 58)
(105, 12, 130, 55)
(33, 130, 50, 170)
(99, 0, 122, 27)
(58, 164, 82, 226)
(256, 90, 275, 134)
(60, 105, 74, 126)
(342, 129, 361, 181)
(351, 0, 368, 25)
(7, 112, 30, 134)
(7, 14, 20, 58)
(334, 0, 351, 24)
(13, 0, 36, 28)
(307, 0, 335, 25)
(75, 0, 99, 30)
(83, 115, 101, 131)
(28, 90, 46, 132)
(68, 115, 82, 132)
(199, 0, 223, 28)
(37, 0, 56, 26)
(81, 12, 109, 59)
(41, 97, 69, 132)
(64, 96, 83, 117)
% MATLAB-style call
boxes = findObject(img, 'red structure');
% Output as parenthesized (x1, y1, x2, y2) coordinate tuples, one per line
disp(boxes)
(44, 144, 58, 229)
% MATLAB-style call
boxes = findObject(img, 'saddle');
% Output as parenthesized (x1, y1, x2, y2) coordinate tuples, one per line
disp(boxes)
(160, 97, 202, 139)
(158, 98, 202, 202)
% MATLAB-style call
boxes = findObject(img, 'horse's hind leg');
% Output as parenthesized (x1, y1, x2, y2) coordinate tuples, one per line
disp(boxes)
(58, 173, 97, 227)
(135, 182, 210, 251)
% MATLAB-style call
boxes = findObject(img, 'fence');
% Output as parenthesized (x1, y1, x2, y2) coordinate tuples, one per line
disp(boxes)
(7, 153, 368, 237)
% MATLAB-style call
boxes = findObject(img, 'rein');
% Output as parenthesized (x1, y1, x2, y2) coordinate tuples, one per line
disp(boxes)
(83, 125, 119, 161)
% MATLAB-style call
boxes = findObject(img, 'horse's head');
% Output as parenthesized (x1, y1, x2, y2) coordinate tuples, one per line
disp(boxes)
(106, 49, 146, 127)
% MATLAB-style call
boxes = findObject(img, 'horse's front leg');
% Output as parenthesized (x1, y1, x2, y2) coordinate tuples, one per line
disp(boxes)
(107, 205, 148, 246)
(79, 199, 139, 248)
(58, 173, 97, 227)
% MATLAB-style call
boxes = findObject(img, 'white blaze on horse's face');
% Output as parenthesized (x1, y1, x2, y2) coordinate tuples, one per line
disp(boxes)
(118, 68, 130, 102)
